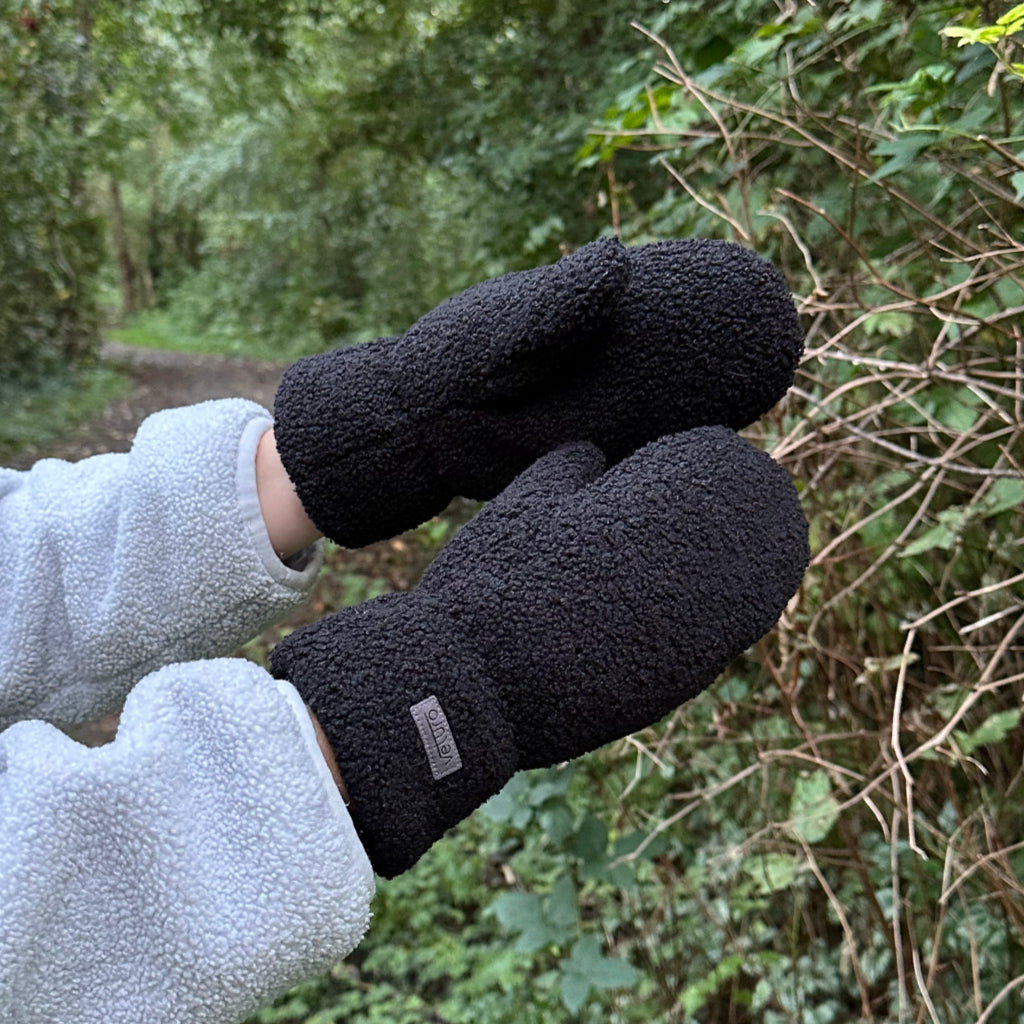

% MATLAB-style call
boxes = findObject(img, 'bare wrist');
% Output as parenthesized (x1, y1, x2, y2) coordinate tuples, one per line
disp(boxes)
(255, 427, 322, 561)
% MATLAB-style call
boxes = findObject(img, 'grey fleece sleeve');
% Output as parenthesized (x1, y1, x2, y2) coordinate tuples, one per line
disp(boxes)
(0, 659, 375, 1024)
(0, 399, 323, 731)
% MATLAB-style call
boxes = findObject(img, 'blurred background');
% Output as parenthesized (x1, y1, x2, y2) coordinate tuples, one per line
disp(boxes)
(1, 1, 1023, 1021)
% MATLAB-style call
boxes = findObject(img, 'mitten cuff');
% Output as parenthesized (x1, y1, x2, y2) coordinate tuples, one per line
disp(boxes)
(274, 342, 450, 547)
(270, 593, 519, 877)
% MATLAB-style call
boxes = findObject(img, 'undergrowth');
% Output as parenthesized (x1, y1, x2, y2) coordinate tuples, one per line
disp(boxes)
(108, 307, 296, 363)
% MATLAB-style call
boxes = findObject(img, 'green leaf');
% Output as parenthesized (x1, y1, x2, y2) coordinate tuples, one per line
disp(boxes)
(955, 709, 1022, 756)
(572, 814, 609, 867)
(480, 772, 530, 823)
(527, 769, 574, 806)
(862, 311, 915, 339)
(871, 131, 940, 181)
(559, 971, 591, 1014)
(980, 478, 1024, 516)
(489, 892, 549, 953)
(539, 803, 574, 843)
(583, 955, 638, 989)
(547, 876, 580, 931)
(559, 934, 639, 1013)
(490, 876, 578, 953)
(934, 389, 983, 432)
(680, 954, 746, 1015)
(788, 771, 840, 844)
(941, 26, 983, 46)
(863, 653, 920, 676)
(620, 106, 648, 130)
(573, 937, 634, 991)
(255, 997, 311, 1022)
(901, 523, 957, 558)
(996, 4, 1024, 31)
(744, 853, 800, 894)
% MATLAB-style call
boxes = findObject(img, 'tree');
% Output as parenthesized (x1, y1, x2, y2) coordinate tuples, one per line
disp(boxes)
(0, 0, 103, 378)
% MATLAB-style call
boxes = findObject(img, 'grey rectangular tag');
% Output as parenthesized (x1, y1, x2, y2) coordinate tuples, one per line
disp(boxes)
(410, 695, 463, 780)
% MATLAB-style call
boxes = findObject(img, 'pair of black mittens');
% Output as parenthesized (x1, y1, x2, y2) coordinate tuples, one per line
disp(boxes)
(271, 426, 810, 877)
(273, 238, 803, 548)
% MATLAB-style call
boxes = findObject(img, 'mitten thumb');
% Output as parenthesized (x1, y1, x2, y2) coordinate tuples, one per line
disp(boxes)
(397, 238, 630, 403)
(418, 442, 606, 588)
(487, 441, 606, 506)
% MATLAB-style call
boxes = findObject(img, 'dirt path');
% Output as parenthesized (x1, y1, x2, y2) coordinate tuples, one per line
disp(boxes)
(6, 342, 289, 470)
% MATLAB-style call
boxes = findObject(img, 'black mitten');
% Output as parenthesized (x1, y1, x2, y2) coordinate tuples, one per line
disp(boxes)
(271, 427, 809, 877)
(273, 238, 803, 547)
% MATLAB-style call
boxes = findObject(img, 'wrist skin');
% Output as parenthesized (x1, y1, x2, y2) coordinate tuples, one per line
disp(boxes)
(255, 426, 347, 802)
(255, 427, 323, 563)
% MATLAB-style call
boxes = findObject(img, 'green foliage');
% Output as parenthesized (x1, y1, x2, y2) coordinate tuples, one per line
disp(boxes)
(576, 2, 1024, 1020)
(0, 364, 128, 461)
(75, 0, 685, 355)
(0, 0, 103, 379)
(108, 306, 273, 360)
(942, 3, 1024, 78)
(787, 771, 840, 845)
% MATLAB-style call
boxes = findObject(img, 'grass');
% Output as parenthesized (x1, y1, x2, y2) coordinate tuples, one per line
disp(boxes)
(108, 308, 287, 361)
(0, 365, 130, 462)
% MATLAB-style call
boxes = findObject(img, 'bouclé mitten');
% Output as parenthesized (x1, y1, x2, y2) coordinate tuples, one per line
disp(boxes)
(271, 427, 810, 877)
(273, 238, 803, 546)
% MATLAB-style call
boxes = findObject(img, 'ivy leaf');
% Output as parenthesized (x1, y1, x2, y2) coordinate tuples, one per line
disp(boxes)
(788, 771, 840, 844)
(744, 852, 801, 894)
(955, 709, 1022, 756)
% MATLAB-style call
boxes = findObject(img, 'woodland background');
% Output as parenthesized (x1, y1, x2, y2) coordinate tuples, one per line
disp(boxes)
(2, 1, 1024, 1021)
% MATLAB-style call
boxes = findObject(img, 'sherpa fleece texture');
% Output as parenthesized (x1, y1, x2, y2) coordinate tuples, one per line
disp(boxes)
(0, 399, 321, 730)
(0, 401, 375, 1023)
(272, 427, 810, 877)
(0, 662, 374, 1024)
(274, 237, 804, 547)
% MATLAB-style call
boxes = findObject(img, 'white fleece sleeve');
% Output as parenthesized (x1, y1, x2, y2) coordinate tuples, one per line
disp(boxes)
(0, 658, 375, 1024)
(0, 399, 323, 730)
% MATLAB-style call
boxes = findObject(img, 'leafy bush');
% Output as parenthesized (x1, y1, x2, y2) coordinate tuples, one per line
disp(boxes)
(574, 2, 1024, 1019)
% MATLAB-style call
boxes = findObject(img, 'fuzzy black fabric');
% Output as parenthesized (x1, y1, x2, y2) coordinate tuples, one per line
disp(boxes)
(273, 237, 804, 547)
(271, 426, 810, 877)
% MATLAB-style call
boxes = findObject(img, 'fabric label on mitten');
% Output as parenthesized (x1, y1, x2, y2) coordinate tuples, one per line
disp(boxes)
(410, 695, 463, 780)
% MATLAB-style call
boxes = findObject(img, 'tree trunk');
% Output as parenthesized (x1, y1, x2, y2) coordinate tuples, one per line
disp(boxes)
(109, 177, 137, 316)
